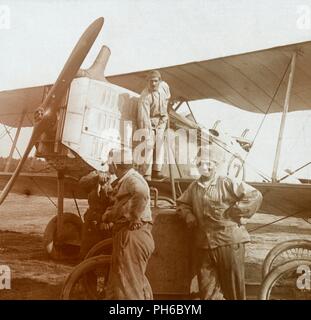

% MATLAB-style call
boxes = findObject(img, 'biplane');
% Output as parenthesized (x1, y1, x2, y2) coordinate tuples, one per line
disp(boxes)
(1, 17, 311, 298)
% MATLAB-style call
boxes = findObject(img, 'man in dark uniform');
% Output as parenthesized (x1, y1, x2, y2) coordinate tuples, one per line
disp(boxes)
(177, 145, 262, 300)
(78, 170, 113, 259)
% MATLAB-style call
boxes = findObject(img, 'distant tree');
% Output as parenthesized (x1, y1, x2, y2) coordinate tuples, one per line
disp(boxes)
(0, 156, 55, 173)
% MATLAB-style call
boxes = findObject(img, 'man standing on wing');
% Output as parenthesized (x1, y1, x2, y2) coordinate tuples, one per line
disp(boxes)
(137, 70, 171, 181)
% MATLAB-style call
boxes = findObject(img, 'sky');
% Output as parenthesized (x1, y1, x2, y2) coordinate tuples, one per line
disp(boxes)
(0, 0, 311, 181)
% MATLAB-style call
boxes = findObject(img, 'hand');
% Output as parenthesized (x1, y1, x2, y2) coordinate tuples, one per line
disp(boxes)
(98, 172, 110, 185)
(225, 207, 249, 225)
(239, 217, 248, 225)
(102, 207, 114, 223)
(102, 183, 113, 198)
(100, 222, 114, 231)
(185, 214, 197, 229)
(129, 219, 143, 230)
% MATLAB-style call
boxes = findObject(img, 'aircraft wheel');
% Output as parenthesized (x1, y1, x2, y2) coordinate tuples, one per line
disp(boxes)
(60, 255, 111, 300)
(82, 238, 113, 297)
(43, 212, 82, 260)
(262, 240, 311, 279)
(259, 259, 311, 300)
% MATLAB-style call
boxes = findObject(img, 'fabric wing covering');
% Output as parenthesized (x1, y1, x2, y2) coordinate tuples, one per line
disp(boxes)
(108, 40, 311, 114)
(1, 40, 311, 128)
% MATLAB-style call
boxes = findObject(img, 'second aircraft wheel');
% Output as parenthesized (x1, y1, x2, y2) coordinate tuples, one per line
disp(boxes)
(262, 239, 311, 279)
(84, 238, 113, 260)
(60, 255, 111, 300)
(259, 259, 311, 300)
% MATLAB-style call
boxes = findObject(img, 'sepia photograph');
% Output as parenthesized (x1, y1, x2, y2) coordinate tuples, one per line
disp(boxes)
(0, 0, 311, 305)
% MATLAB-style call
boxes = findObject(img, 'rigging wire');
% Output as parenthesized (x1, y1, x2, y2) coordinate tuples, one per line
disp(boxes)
(0, 119, 19, 140)
(248, 209, 306, 233)
(208, 135, 272, 181)
(242, 59, 292, 167)
(278, 161, 311, 182)
(248, 210, 311, 233)
(27, 177, 57, 208)
(2, 122, 57, 208)
(278, 113, 311, 174)
(3, 124, 22, 158)
(0, 126, 14, 140)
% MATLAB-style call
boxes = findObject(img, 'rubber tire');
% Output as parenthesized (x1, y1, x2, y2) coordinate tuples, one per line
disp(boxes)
(84, 238, 113, 260)
(262, 240, 311, 279)
(43, 212, 82, 260)
(259, 259, 311, 300)
(60, 255, 112, 300)
(82, 238, 113, 298)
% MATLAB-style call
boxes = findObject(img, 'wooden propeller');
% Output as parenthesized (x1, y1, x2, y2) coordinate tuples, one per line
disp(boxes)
(0, 17, 104, 205)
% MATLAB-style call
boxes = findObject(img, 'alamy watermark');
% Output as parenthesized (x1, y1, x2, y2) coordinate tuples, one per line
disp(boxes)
(0, 5, 10, 30)
(0, 265, 11, 290)
(93, 124, 226, 166)
(296, 264, 311, 290)
(297, 5, 311, 30)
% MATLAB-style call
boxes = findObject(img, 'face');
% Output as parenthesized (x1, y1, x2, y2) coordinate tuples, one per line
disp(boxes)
(107, 156, 116, 175)
(148, 77, 160, 92)
(108, 163, 115, 175)
(197, 160, 218, 178)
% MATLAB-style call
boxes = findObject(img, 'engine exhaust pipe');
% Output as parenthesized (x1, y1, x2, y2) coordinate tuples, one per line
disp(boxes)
(76, 45, 111, 81)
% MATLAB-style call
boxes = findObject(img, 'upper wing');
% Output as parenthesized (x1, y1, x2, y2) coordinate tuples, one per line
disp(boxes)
(108, 41, 311, 114)
(2, 40, 311, 126)
(0, 85, 51, 127)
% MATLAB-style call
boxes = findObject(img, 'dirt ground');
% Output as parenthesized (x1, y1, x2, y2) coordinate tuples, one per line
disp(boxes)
(0, 194, 87, 299)
(0, 193, 311, 300)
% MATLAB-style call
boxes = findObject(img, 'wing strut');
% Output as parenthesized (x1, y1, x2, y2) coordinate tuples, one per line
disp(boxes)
(3, 111, 26, 172)
(166, 117, 177, 202)
(271, 52, 297, 182)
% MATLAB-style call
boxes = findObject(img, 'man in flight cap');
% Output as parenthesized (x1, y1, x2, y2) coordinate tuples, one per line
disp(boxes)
(137, 70, 171, 181)
(176, 144, 262, 300)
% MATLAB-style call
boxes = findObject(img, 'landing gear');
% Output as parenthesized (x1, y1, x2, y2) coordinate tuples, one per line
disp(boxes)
(43, 212, 82, 260)
(259, 259, 311, 300)
(60, 238, 112, 299)
(43, 170, 83, 260)
(259, 239, 311, 299)
(84, 238, 113, 260)
(262, 239, 311, 279)
(60, 255, 111, 299)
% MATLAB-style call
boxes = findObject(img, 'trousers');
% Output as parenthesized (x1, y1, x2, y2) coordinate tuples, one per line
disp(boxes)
(194, 243, 246, 300)
(105, 223, 155, 299)
(143, 122, 166, 176)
